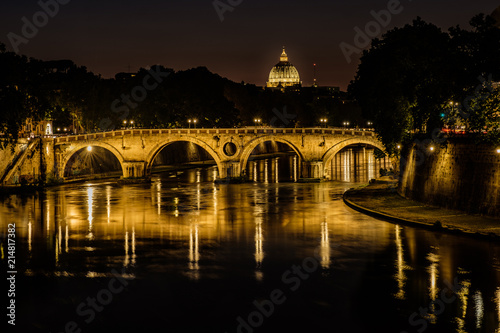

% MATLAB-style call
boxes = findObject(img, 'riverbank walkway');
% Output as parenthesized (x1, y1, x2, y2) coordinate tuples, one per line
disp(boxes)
(343, 177, 500, 240)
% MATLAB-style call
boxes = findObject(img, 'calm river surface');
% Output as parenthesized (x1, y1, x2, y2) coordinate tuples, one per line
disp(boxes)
(2, 164, 500, 332)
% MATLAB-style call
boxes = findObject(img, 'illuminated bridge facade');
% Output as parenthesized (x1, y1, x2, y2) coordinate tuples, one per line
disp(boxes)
(50, 128, 386, 180)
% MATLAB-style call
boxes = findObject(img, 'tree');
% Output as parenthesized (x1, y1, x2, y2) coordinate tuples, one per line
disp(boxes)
(349, 15, 500, 156)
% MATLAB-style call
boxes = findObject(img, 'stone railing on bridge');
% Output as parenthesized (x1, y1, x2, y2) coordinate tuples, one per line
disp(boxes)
(54, 128, 376, 144)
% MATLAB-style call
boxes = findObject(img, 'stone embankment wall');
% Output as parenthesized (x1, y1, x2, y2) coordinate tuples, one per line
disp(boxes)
(0, 138, 56, 185)
(399, 138, 500, 217)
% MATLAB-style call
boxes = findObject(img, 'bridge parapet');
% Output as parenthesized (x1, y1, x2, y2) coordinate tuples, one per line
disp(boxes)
(54, 128, 376, 143)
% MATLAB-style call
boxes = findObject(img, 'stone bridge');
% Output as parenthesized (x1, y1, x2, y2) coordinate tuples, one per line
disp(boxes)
(51, 127, 385, 180)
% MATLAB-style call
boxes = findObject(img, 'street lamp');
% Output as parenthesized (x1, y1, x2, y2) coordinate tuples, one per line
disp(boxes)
(367, 121, 373, 128)
(87, 146, 92, 152)
(130, 120, 134, 128)
(254, 118, 261, 127)
(188, 119, 192, 128)
(343, 121, 350, 129)
(123, 120, 127, 128)
(320, 118, 328, 128)
(496, 148, 500, 154)
(193, 119, 197, 129)
(429, 146, 435, 152)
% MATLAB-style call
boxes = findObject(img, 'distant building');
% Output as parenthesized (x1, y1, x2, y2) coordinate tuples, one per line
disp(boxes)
(266, 47, 302, 90)
(19, 118, 53, 138)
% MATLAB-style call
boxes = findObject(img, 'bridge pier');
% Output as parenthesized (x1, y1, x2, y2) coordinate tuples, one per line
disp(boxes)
(220, 161, 240, 179)
(122, 162, 147, 178)
(302, 161, 324, 179)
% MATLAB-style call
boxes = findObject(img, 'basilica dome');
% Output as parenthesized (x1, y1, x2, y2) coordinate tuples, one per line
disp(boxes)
(266, 47, 301, 88)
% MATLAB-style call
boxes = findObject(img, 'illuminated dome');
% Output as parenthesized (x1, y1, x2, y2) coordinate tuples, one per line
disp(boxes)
(266, 47, 301, 88)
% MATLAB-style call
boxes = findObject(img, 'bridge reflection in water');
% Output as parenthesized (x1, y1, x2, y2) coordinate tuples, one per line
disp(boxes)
(244, 146, 390, 183)
(3, 174, 500, 332)
(326, 146, 390, 182)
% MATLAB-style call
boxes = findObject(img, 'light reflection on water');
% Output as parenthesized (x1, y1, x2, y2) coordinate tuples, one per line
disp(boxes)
(1, 167, 500, 332)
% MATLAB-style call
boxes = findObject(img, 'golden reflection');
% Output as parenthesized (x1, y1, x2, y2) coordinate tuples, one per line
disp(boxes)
(253, 161, 257, 182)
(274, 157, 279, 183)
(106, 186, 111, 223)
(255, 217, 264, 268)
(197, 184, 201, 211)
(28, 221, 32, 254)
(426, 251, 440, 324)
(65, 224, 69, 253)
(189, 224, 200, 280)
(55, 224, 60, 266)
(293, 156, 298, 182)
(495, 287, 500, 332)
(46, 199, 50, 233)
(131, 227, 136, 266)
(394, 225, 408, 300)
(455, 279, 471, 332)
(320, 220, 330, 269)
(87, 187, 94, 240)
(124, 230, 129, 267)
(342, 150, 350, 182)
(427, 251, 440, 301)
(157, 182, 161, 216)
(264, 160, 269, 183)
(367, 150, 374, 180)
(473, 290, 483, 329)
(58, 224, 62, 257)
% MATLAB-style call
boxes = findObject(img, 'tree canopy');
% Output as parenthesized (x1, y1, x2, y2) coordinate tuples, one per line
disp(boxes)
(349, 14, 500, 155)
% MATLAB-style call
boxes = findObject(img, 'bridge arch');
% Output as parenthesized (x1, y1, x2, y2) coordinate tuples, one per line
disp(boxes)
(322, 138, 387, 179)
(60, 142, 126, 178)
(145, 137, 224, 177)
(239, 136, 304, 175)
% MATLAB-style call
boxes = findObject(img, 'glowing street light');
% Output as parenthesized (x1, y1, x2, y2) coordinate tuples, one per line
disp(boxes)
(188, 119, 192, 128)
(343, 121, 350, 128)
(254, 118, 262, 127)
(193, 119, 197, 129)
(496, 148, 500, 154)
(87, 146, 93, 152)
(320, 118, 328, 128)
(429, 146, 435, 152)
(367, 121, 373, 127)
(397, 144, 401, 149)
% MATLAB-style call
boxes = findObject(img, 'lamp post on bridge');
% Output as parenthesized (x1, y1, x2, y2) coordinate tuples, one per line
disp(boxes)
(188, 119, 197, 129)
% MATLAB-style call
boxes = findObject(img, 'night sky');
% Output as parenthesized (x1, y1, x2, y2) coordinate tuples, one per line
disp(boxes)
(1, 0, 499, 90)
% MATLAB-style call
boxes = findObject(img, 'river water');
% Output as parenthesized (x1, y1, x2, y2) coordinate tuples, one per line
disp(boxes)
(2, 163, 500, 332)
